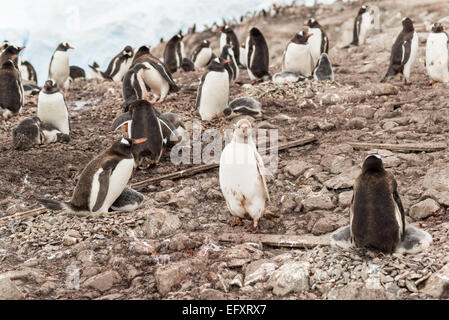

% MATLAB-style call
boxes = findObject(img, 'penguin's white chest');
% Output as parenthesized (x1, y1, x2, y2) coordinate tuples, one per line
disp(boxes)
(90, 158, 134, 213)
(308, 28, 322, 65)
(143, 67, 169, 98)
(358, 12, 372, 45)
(426, 32, 449, 82)
(403, 32, 419, 79)
(37, 92, 70, 135)
(112, 57, 132, 82)
(220, 33, 228, 51)
(219, 140, 266, 220)
(198, 71, 229, 121)
(283, 43, 314, 76)
(19, 64, 30, 82)
(240, 46, 247, 68)
(49, 51, 69, 86)
(194, 48, 212, 69)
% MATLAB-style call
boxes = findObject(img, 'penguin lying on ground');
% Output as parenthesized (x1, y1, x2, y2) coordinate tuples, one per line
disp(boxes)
(103, 45, 134, 82)
(111, 100, 171, 168)
(0, 59, 24, 120)
(39, 137, 147, 216)
(281, 31, 314, 77)
(196, 57, 230, 121)
(246, 27, 270, 80)
(381, 17, 418, 84)
(223, 97, 262, 118)
(12, 116, 70, 150)
(69, 66, 86, 81)
(88, 62, 106, 80)
(219, 119, 275, 231)
(272, 71, 307, 84)
(330, 154, 432, 254)
(37, 80, 70, 135)
(49, 42, 74, 89)
(313, 53, 334, 81)
(426, 22, 449, 84)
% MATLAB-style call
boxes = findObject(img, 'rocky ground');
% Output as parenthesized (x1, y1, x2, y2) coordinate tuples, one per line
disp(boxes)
(1, 0, 449, 300)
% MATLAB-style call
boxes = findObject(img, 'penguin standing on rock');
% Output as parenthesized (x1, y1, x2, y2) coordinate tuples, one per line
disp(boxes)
(331, 154, 433, 254)
(163, 33, 184, 73)
(246, 27, 270, 80)
(219, 25, 243, 67)
(48, 42, 74, 88)
(39, 137, 147, 216)
(196, 58, 230, 121)
(281, 31, 314, 77)
(348, 5, 372, 46)
(381, 18, 418, 84)
(103, 45, 134, 82)
(426, 23, 449, 84)
(313, 53, 334, 81)
(0, 60, 24, 120)
(191, 40, 214, 70)
(304, 18, 329, 66)
(37, 80, 70, 135)
(219, 119, 275, 231)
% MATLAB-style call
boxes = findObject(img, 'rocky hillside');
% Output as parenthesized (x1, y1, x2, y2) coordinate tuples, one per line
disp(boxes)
(0, 0, 448, 300)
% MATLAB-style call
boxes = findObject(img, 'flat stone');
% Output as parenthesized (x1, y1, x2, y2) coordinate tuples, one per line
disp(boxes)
(145, 208, 182, 238)
(83, 270, 122, 292)
(421, 263, 449, 298)
(244, 259, 278, 286)
(284, 160, 313, 177)
(0, 278, 23, 300)
(268, 262, 310, 296)
(338, 191, 353, 208)
(302, 193, 335, 212)
(409, 199, 439, 220)
(324, 166, 361, 190)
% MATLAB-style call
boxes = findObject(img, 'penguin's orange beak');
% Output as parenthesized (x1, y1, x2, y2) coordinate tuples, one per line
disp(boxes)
(125, 123, 129, 132)
(210, 39, 214, 43)
(68, 46, 74, 49)
(19, 46, 25, 51)
(304, 23, 309, 27)
(133, 138, 147, 144)
(225, 59, 231, 63)
(306, 33, 313, 37)
(218, 27, 222, 31)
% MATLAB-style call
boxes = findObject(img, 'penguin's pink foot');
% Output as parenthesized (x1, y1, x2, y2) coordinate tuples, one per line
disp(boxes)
(428, 79, 436, 85)
(230, 217, 244, 227)
(149, 98, 158, 104)
(246, 220, 259, 233)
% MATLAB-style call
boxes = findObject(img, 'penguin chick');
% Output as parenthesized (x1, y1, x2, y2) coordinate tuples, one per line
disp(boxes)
(219, 119, 272, 232)
(426, 23, 449, 83)
(223, 96, 262, 118)
(313, 53, 334, 81)
(39, 137, 147, 216)
(110, 187, 145, 212)
(272, 71, 307, 84)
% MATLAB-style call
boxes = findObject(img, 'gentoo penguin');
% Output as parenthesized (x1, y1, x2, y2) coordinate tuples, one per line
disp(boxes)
(181, 57, 195, 72)
(381, 17, 418, 84)
(110, 187, 145, 212)
(218, 25, 243, 67)
(313, 53, 334, 81)
(48, 42, 74, 88)
(19, 61, 38, 84)
(349, 5, 372, 46)
(122, 62, 152, 107)
(272, 71, 307, 84)
(69, 65, 86, 80)
(281, 31, 314, 77)
(37, 80, 70, 135)
(219, 119, 272, 231)
(0, 45, 25, 67)
(103, 45, 134, 82)
(191, 40, 214, 70)
(12, 116, 70, 150)
(111, 100, 166, 168)
(163, 33, 184, 73)
(426, 23, 449, 84)
(331, 154, 433, 254)
(196, 57, 230, 121)
(246, 27, 270, 80)
(39, 137, 147, 216)
(0, 60, 24, 120)
(223, 97, 262, 118)
(240, 42, 248, 68)
(304, 18, 329, 66)
(23, 83, 41, 95)
(220, 44, 239, 82)
(88, 61, 106, 80)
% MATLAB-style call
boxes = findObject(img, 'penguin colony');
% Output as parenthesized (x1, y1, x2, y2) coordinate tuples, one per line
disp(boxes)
(2, 1, 444, 255)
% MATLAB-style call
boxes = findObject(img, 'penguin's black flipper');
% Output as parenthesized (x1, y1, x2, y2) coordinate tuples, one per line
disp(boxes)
(110, 187, 145, 212)
(111, 112, 132, 132)
(330, 225, 353, 250)
(395, 226, 432, 254)
(92, 168, 112, 213)
(148, 60, 180, 92)
(157, 112, 180, 145)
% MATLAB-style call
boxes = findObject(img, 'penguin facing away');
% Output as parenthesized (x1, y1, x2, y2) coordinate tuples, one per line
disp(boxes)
(313, 53, 334, 81)
(103, 45, 134, 82)
(12, 116, 70, 150)
(0, 59, 24, 120)
(37, 80, 70, 135)
(282, 31, 314, 77)
(69, 65, 86, 81)
(426, 22, 449, 84)
(219, 119, 272, 231)
(196, 57, 230, 121)
(223, 96, 262, 118)
(381, 17, 418, 84)
(39, 137, 147, 216)
(191, 40, 214, 70)
(304, 18, 329, 66)
(246, 27, 270, 80)
(163, 33, 184, 74)
(49, 42, 74, 88)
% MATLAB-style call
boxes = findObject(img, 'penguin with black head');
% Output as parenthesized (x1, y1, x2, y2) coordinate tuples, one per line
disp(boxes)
(0, 59, 24, 120)
(282, 31, 314, 77)
(37, 79, 70, 135)
(220, 44, 239, 83)
(39, 137, 147, 216)
(191, 40, 214, 70)
(19, 60, 38, 84)
(163, 33, 184, 73)
(381, 17, 418, 84)
(103, 45, 134, 82)
(331, 154, 433, 254)
(348, 5, 372, 47)
(246, 27, 270, 81)
(219, 25, 243, 68)
(48, 42, 74, 88)
(0, 44, 25, 67)
(88, 61, 107, 80)
(304, 18, 329, 66)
